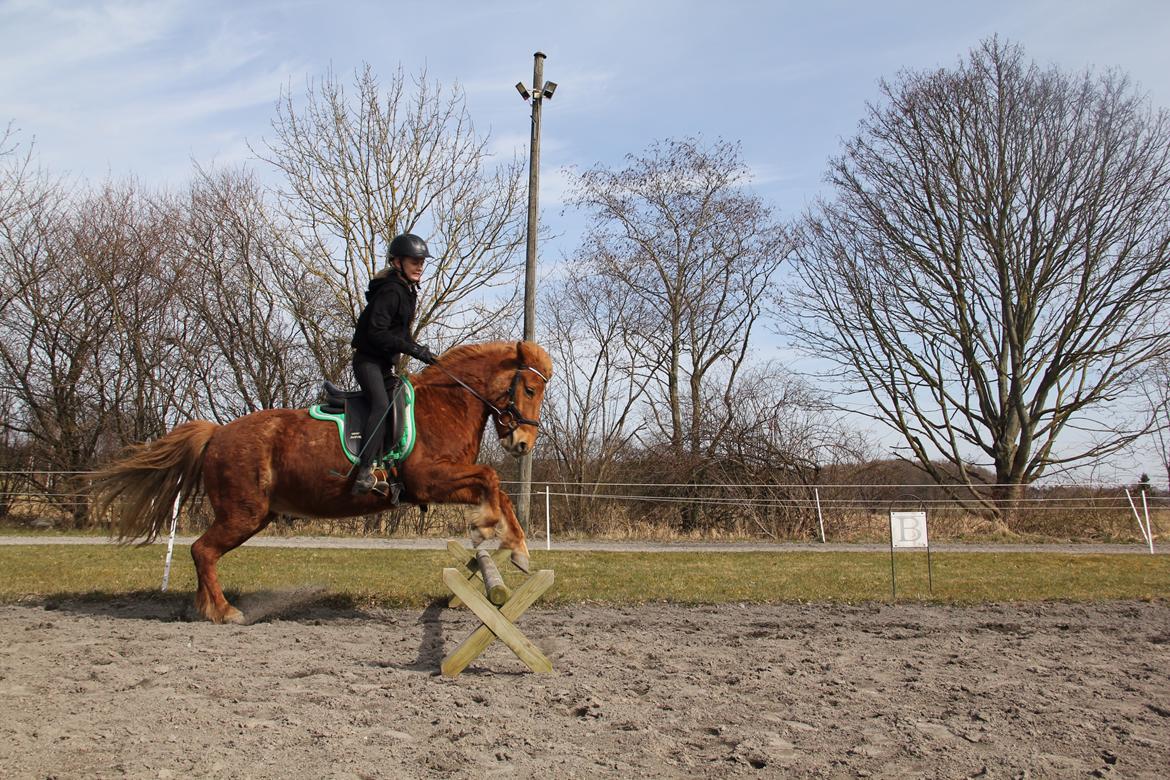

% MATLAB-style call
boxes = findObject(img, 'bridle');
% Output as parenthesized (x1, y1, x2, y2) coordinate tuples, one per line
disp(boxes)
(431, 343, 548, 434)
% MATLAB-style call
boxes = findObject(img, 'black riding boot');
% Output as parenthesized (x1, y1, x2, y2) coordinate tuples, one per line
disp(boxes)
(352, 463, 377, 495)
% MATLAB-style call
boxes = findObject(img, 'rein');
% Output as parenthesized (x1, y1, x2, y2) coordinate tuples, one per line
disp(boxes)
(430, 347, 547, 433)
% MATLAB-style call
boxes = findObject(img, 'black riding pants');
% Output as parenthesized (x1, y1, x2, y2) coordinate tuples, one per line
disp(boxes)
(352, 354, 400, 467)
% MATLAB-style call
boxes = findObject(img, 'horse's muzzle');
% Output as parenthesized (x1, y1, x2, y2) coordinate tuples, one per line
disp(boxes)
(500, 433, 533, 457)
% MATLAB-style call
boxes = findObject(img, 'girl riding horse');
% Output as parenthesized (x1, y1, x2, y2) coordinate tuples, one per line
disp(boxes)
(89, 340, 552, 624)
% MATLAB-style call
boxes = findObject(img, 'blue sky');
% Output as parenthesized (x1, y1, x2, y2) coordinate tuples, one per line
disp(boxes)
(5, 0, 1170, 213)
(3, 0, 1169, 483)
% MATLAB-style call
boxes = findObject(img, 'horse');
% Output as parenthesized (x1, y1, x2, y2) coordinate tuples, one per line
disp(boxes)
(89, 340, 552, 624)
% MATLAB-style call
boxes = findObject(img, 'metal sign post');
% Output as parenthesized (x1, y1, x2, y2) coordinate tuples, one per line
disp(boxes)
(888, 498, 932, 600)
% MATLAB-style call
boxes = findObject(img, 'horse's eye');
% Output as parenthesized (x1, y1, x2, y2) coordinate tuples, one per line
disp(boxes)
(525, 386, 536, 398)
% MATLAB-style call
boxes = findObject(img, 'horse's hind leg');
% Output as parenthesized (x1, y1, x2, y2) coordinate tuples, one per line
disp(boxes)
(192, 509, 275, 624)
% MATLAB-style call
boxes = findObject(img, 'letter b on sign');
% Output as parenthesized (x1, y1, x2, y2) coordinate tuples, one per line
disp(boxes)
(890, 511, 929, 549)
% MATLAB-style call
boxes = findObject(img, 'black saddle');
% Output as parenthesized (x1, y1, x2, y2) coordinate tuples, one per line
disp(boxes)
(320, 380, 363, 408)
(319, 380, 407, 463)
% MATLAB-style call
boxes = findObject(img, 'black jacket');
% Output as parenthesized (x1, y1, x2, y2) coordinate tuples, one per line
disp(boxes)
(351, 270, 424, 364)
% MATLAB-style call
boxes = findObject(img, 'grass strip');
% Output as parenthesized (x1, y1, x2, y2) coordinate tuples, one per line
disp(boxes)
(0, 545, 1167, 608)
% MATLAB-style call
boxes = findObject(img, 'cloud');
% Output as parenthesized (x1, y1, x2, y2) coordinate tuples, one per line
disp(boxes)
(744, 161, 798, 188)
(539, 164, 576, 208)
(487, 131, 529, 160)
(0, 0, 184, 71)
(109, 60, 304, 131)
(0, 0, 306, 181)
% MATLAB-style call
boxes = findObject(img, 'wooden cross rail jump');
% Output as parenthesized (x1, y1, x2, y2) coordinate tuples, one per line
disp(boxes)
(440, 540, 555, 677)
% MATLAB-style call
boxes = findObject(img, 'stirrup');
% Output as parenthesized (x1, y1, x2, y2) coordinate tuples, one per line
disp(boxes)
(370, 466, 389, 494)
(371, 481, 401, 505)
(351, 464, 377, 495)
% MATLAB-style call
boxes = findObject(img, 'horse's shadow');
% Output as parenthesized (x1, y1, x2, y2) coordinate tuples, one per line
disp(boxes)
(368, 597, 533, 677)
(37, 593, 193, 622)
(37, 589, 376, 624)
(362, 597, 448, 673)
(35, 593, 540, 678)
(33, 590, 453, 674)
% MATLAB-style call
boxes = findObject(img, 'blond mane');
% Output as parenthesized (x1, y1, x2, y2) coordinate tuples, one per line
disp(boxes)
(413, 340, 552, 388)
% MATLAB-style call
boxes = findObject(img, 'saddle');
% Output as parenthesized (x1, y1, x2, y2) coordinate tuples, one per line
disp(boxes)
(309, 377, 417, 465)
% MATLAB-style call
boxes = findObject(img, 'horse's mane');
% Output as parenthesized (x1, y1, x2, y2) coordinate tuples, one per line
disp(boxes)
(413, 340, 552, 387)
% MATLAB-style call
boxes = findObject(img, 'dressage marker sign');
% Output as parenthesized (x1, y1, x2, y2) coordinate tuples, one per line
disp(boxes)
(890, 510, 929, 548)
(441, 541, 554, 676)
(888, 510, 933, 599)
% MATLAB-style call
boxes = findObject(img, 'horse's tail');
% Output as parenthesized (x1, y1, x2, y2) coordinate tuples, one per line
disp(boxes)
(90, 420, 219, 544)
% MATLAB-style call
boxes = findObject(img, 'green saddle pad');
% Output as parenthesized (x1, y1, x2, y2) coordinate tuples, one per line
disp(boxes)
(308, 377, 416, 465)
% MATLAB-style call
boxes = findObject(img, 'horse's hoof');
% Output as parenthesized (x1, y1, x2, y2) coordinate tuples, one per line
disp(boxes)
(510, 550, 530, 573)
(223, 607, 246, 625)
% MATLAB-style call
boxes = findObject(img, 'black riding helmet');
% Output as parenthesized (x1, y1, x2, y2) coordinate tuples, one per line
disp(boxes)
(388, 233, 432, 260)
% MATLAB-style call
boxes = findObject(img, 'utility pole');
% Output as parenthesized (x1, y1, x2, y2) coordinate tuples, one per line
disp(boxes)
(514, 51, 556, 534)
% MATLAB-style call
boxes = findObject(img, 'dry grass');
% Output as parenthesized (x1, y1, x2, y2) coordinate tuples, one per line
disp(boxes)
(3, 487, 1165, 546)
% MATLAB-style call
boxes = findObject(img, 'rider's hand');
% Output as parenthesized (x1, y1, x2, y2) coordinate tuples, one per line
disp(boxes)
(414, 345, 438, 365)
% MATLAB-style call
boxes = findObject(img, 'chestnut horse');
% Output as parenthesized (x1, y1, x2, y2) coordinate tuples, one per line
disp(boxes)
(90, 340, 552, 624)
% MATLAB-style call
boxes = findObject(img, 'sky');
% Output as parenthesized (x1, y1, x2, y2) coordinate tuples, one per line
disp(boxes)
(3, 0, 1170, 484)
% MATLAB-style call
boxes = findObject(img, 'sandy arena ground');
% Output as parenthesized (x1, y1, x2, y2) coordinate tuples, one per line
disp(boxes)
(1, 595, 1168, 778)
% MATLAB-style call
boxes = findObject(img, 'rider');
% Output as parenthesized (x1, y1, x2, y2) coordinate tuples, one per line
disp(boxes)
(350, 232, 438, 495)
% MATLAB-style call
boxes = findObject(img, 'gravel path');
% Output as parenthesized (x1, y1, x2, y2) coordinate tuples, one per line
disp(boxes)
(0, 534, 1162, 554)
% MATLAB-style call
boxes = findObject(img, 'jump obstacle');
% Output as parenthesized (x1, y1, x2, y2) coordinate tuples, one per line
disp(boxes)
(440, 540, 555, 676)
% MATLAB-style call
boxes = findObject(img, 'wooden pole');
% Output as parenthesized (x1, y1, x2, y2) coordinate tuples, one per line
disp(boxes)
(476, 549, 509, 606)
(446, 540, 509, 609)
(522, 51, 544, 344)
(517, 51, 549, 536)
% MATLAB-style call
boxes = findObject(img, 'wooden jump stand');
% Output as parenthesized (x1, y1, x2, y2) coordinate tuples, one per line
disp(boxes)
(440, 540, 555, 677)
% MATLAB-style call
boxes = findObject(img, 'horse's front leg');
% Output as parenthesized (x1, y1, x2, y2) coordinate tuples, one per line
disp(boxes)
(406, 461, 530, 572)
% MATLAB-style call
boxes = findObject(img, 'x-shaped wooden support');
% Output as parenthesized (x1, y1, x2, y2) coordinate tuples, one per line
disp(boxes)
(440, 564, 555, 677)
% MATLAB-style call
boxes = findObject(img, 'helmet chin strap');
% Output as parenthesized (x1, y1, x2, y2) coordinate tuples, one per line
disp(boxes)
(389, 258, 420, 287)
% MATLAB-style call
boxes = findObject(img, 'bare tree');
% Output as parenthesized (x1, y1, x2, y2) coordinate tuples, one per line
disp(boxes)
(0, 122, 33, 224)
(1140, 355, 1170, 487)
(0, 180, 178, 524)
(539, 266, 659, 520)
(170, 166, 318, 422)
(569, 137, 791, 529)
(706, 364, 873, 537)
(786, 39, 1170, 526)
(256, 64, 527, 378)
(82, 186, 184, 446)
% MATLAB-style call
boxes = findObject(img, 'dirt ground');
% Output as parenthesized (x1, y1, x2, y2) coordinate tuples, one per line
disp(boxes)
(1, 596, 1168, 779)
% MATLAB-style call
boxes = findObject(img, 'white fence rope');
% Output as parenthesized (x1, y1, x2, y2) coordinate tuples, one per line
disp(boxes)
(2, 470, 1167, 514)
(528, 489, 1169, 509)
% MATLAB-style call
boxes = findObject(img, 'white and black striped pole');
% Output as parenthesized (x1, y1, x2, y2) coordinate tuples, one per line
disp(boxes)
(161, 492, 180, 591)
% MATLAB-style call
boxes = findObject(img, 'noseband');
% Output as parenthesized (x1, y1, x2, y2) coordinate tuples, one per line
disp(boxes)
(496, 364, 548, 432)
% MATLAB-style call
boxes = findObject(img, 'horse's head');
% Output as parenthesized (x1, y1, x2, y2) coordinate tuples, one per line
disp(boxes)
(490, 342, 553, 456)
